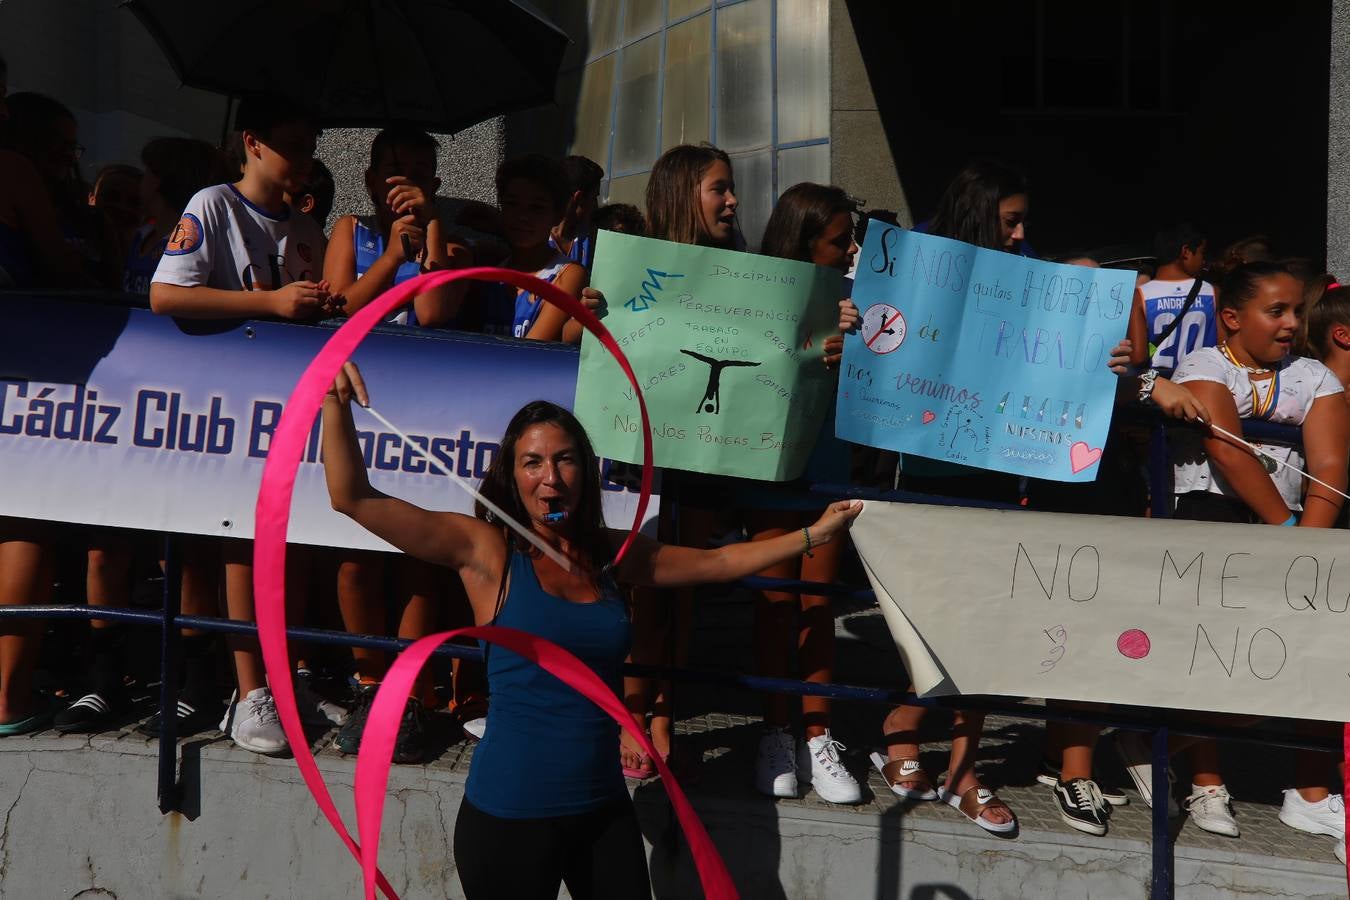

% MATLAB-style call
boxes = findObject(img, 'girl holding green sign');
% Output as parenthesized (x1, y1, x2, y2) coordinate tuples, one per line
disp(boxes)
(620, 144, 742, 783)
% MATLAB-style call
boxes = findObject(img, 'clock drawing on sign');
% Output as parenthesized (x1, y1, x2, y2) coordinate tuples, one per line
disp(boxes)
(860, 303, 906, 354)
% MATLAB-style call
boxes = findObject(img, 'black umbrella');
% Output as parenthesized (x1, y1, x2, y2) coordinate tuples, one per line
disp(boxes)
(121, 0, 569, 132)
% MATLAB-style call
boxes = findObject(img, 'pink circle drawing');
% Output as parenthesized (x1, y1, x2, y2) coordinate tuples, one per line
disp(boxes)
(1117, 629, 1151, 660)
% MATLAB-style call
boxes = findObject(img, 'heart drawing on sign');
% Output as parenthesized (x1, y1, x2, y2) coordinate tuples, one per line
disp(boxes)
(1069, 441, 1103, 474)
(921, 410, 936, 425)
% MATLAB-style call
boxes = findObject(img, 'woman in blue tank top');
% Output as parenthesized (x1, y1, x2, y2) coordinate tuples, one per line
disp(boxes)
(321, 363, 861, 900)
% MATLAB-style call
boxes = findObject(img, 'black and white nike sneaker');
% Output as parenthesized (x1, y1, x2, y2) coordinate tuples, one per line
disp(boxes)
(1054, 778, 1109, 836)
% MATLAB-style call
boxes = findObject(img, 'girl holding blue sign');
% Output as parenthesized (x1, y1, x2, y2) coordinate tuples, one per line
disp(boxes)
(876, 160, 1032, 834)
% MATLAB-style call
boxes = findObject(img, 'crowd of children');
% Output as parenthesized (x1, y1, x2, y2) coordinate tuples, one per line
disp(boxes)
(3, 77, 1350, 870)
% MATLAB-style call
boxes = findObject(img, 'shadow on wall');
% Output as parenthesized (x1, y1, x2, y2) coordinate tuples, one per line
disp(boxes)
(911, 887, 975, 900)
(502, 0, 588, 160)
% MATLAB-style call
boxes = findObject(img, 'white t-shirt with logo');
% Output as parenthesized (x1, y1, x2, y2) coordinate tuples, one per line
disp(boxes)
(1171, 347, 1343, 509)
(151, 184, 324, 292)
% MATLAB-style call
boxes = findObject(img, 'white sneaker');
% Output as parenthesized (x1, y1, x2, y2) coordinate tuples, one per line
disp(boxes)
(755, 727, 797, 798)
(294, 670, 349, 727)
(1114, 730, 1180, 817)
(1184, 784, 1239, 837)
(220, 687, 289, 755)
(462, 716, 486, 741)
(797, 731, 862, 804)
(1279, 790, 1345, 840)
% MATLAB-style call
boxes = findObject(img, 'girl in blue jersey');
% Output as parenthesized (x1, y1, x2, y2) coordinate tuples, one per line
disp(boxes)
(463, 154, 587, 342)
(324, 126, 471, 327)
(322, 128, 478, 760)
(322, 361, 860, 900)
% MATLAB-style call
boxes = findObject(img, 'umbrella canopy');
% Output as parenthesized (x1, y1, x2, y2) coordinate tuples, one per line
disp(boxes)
(121, 0, 570, 133)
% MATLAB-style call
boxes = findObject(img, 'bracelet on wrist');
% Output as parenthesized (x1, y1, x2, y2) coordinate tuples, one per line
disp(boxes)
(1137, 369, 1159, 406)
(802, 527, 815, 558)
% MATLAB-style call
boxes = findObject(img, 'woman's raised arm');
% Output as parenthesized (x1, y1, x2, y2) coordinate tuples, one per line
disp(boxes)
(323, 362, 500, 571)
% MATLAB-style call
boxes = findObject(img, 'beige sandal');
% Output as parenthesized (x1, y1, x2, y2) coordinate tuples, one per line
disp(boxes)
(940, 784, 1018, 834)
(870, 752, 939, 801)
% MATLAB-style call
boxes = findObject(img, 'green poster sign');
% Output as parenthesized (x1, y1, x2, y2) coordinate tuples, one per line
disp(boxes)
(575, 231, 844, 481)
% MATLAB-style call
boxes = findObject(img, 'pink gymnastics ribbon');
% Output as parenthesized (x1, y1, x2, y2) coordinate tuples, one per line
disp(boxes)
(252, 267, 737, 899)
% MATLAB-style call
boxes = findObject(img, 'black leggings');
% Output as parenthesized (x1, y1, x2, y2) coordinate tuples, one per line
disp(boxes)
(454, 796, 651, 900)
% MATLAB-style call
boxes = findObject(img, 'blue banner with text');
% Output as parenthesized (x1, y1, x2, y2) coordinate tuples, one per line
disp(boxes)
(0, 295, 655, 550)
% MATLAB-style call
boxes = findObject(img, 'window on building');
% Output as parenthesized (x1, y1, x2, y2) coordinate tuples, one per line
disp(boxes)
(532, 0, 831, 248)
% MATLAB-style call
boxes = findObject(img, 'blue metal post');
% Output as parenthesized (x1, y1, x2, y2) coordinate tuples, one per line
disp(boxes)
(1150, 726, 1173, 899)
(157, 535, 182, 814)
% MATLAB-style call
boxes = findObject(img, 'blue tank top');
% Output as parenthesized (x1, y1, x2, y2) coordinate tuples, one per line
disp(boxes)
(461, 255, 570, 337)
(353, 216, 423, 325)
(0, 220, 34, 288)
(122, 224, 167, 295)
(465, 550, 631, 818)
(549, 230, 594, 271)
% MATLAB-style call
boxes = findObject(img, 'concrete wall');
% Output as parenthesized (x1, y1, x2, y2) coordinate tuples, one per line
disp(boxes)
(318, 118, 505, 229)
(830, 0, 910, 225)
(1329, 0, 1350, 276)
(3, 732, 1344, 900)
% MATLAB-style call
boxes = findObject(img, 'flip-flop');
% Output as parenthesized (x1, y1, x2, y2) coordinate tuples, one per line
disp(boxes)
(871, 752, 939, 801)
(622, 751, 656, 780)
(0, 707, 51, 737)
(938, 785, 1018, 834)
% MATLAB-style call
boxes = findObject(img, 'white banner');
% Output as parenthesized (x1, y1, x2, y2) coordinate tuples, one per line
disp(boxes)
(853, 500, 1350, 722)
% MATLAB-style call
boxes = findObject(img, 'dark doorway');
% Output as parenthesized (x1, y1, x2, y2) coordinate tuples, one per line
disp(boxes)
(848, 1, 1331, 262)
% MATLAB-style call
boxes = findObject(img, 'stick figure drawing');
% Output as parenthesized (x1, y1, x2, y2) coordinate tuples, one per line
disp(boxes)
(679, 349, 762, 414)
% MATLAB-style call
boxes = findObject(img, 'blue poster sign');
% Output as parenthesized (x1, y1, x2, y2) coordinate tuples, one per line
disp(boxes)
(835, 222, 1133, 482)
